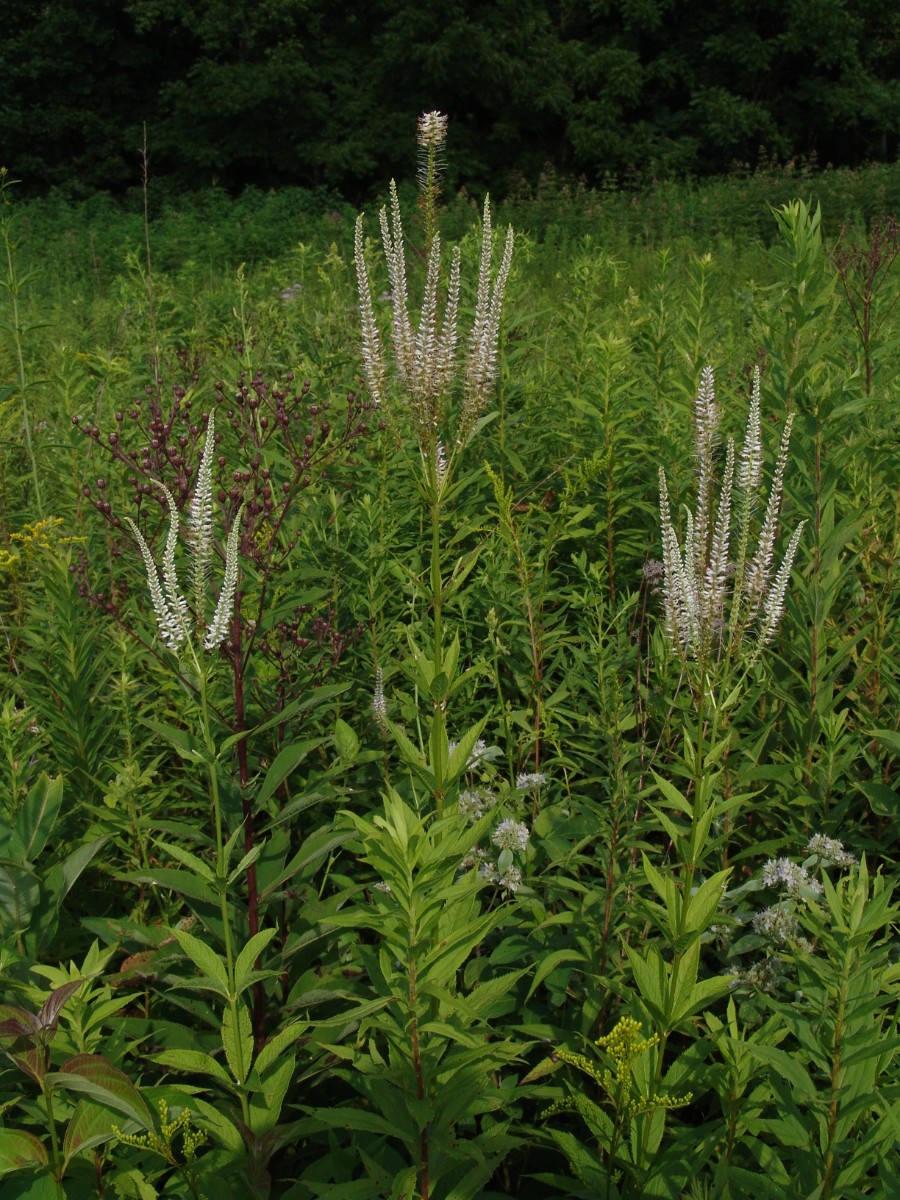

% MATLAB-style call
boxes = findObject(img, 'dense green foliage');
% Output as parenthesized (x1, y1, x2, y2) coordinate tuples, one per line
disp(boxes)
(0, 148, 898, 1199)
(2, 0, 899, 196)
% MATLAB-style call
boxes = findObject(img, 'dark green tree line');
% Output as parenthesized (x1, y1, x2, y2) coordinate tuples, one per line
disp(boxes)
(1, 0, 898, 196)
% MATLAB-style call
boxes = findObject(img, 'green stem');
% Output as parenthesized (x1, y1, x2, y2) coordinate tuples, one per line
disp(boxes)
(430, 487, 447, 817)
(41, 1079, 63, 1181)
(195, 654, 251, 1126)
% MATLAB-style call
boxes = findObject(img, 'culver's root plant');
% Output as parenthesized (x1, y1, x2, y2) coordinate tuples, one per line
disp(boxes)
(537, 363, 811, 1197)
(354, 111, 515, 818)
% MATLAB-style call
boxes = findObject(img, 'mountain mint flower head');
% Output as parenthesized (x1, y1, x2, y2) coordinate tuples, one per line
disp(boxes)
(752, 905, 802, 943)
(761, 857, 822, 897)
(459, 789, 492, 821)
(516, 771, 547, 790)
(125, 411, 244, 654)
(658, 366, 805, 679)
(491, 818, 530, 853)
(806, 833, 856, 868)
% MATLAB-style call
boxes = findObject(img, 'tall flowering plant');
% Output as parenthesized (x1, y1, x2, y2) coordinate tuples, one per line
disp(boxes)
(657, 365, 805, 698)
(353, 112, 515, 818)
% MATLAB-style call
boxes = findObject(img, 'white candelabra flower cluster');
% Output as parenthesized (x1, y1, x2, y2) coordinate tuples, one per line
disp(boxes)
(354, 116, 514, 455)
(658, 366, 805, 673)
(125, 411, 244, 654)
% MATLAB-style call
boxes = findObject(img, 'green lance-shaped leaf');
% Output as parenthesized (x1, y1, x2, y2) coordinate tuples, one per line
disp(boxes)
(171, 926, 231, 999)
(222, 1000, 253, 1085)
(11, 772, 63, 862)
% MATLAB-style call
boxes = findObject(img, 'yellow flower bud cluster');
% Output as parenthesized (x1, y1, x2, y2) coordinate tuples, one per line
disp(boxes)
(113, 1098, 205, 1167)
(543, 1017, 692, 1124)
(1, 517, 84, 573)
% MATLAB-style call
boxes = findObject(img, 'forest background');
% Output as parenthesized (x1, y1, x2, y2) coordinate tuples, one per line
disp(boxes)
(3, 0, 899, 199)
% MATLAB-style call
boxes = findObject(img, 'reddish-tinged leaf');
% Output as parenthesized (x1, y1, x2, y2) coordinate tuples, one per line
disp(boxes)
(10, 1045, 46, 1084)
(50, 1054, 153, 1128)
(0, 1004, 42, 1040)
(39, 980, 84, 1031)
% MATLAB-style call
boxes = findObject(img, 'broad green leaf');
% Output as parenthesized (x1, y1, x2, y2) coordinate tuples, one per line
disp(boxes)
(60, 836, 112, 898)
(126, 867, 218, 906)
(386, 718, 427, 769)
(254, 1021, 309, 1078)
(227, 841, 265, 886)
(0, 1127, 48, 1172)
(650, 772, 693, 817)
(154, 840, 214, 882)
(313, 1106, 399, 1136)
(526, 952, 584, 1001)
(744, 1043, 817, 1100)
(0, 862, 40, 934)
(142, 719, 210, 763)
(63, 1098, 118, 1168)
(625, 944, 667, 1021)
(446, 717, 489, 782)
(0, 1169, 61, 1199)
(106, 1167, 159, 1199)
(234, 927, 278, 995)
(247, 1054, 293, 1133)
(684, 870, 730, 936)
(333, 719, 359, 763)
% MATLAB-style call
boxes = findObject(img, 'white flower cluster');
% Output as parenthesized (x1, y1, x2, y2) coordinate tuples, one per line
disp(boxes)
(761, 857, 823, 898)
(515, 771, 547, 790)
(658, 366, 805, 672)
(479, 860, 523, 894)
(806, 834, 856, 868)
(491, 819, 530, 853)
(752, 906, 801, 943)
(125, 411, 243, 654)
(459, 789, 495, 822)
(729, 956, 787, 994)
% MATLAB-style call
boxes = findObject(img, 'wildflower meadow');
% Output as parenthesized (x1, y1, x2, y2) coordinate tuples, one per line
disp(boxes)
(0, 117, 898, 1199)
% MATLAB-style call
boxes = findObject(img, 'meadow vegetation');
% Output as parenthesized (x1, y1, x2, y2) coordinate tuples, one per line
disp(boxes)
(0, 129, 899, 1199)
